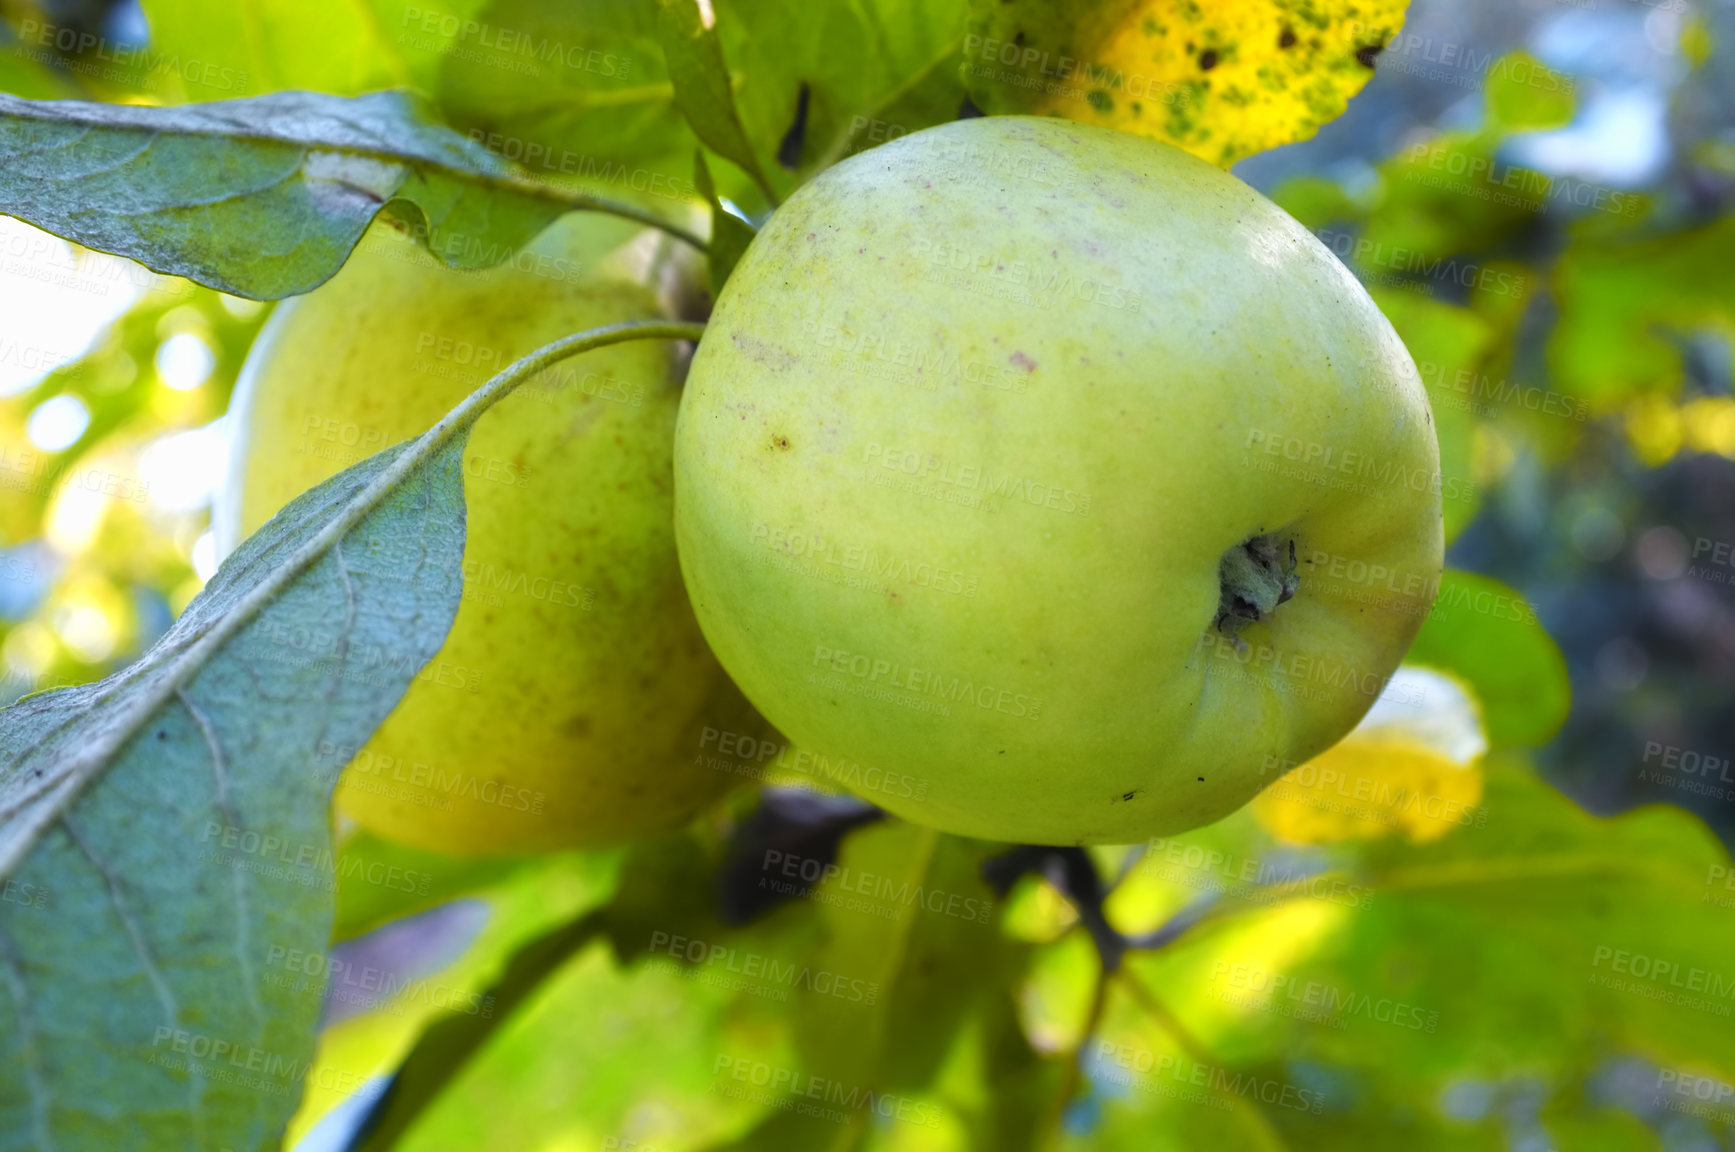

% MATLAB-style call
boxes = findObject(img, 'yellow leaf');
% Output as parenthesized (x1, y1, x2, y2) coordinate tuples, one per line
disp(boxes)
(1684, 397, 1735, 457)
(1625, 393, 1684, 467)
(1682, 17, 1714, 70)
(963, 0, 1410, 167)
(1254, 667, 1487, 845)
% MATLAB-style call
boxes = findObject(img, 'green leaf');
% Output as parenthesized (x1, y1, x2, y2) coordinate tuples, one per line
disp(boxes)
(1363, 131, 1551, 265)
(431, 0, 701, 201)
(1270, 175, 1359, 230)
(353, 828, 803, 1151)
(1090, 755, 1734, 1142)
(655, 0, 781, 203)
(1483, 51, 1576, 133)
(718, 0, 971, 177)
(0, 436, 467, 1152)
(714, 824, 1050, 1150)
(287, 848, 624, 1147)
(348, 911, 609, 1152)
(1549, 213, 1735, 405)
(1349, 757, 1735, 1085)
(1366, 290, 1490, 546)
(136, 0, 435, 100)
(429, 0, 970, 218)
(692, 151, 754, 298)
(352, 821, 1053, 1151)
(1407, 570, 1569, 748)
(382, 942, 776, 1151)
(0, 89, 691, 300)
(0, 21, 77, 100)
(963, 0, 1410, 167)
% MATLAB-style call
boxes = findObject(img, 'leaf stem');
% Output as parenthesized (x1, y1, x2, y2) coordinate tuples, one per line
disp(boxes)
(0, 319, 706, 878)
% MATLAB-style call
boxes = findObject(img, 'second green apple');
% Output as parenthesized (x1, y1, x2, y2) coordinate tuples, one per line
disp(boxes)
(222, 215, 751, 855)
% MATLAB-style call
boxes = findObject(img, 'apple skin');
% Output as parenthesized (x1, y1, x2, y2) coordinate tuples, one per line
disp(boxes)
(220, 216, 752, 855)
(673, 116, 1444, 846)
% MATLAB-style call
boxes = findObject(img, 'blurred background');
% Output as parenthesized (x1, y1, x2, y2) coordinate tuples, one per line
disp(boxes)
(4, 0, 1735, 1147)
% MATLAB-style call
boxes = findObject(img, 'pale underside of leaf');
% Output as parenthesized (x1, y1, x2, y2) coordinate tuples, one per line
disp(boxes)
(0, 89, 613, 299)
(0, 439, 467, 1152)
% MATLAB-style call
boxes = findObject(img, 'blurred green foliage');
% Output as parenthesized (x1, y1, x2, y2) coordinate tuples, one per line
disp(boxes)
(0, 268, 265, 696)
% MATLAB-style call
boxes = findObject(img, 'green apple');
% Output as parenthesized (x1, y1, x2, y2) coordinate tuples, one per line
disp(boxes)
(219, 214, 753, 855)
(674, 116, 1444, 845)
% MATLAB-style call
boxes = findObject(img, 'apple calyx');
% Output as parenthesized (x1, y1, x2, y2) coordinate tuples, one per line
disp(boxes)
(1215, 532, 1299, 635)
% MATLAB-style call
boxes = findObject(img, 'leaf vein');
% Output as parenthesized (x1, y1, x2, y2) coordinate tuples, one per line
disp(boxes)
(176, 687, 265, 1030)
(0, 924, 57, 1152)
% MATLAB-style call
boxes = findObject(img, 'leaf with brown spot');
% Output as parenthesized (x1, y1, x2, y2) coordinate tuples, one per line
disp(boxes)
(962, 0, 1410, 167)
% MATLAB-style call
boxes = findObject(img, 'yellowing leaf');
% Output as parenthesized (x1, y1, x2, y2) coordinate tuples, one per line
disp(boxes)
(1684, 396, 1735, 457)
(1255, 667, 1487, 846)
(1621, 394, 1735, 466)
(963, 0, 1409, 167)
